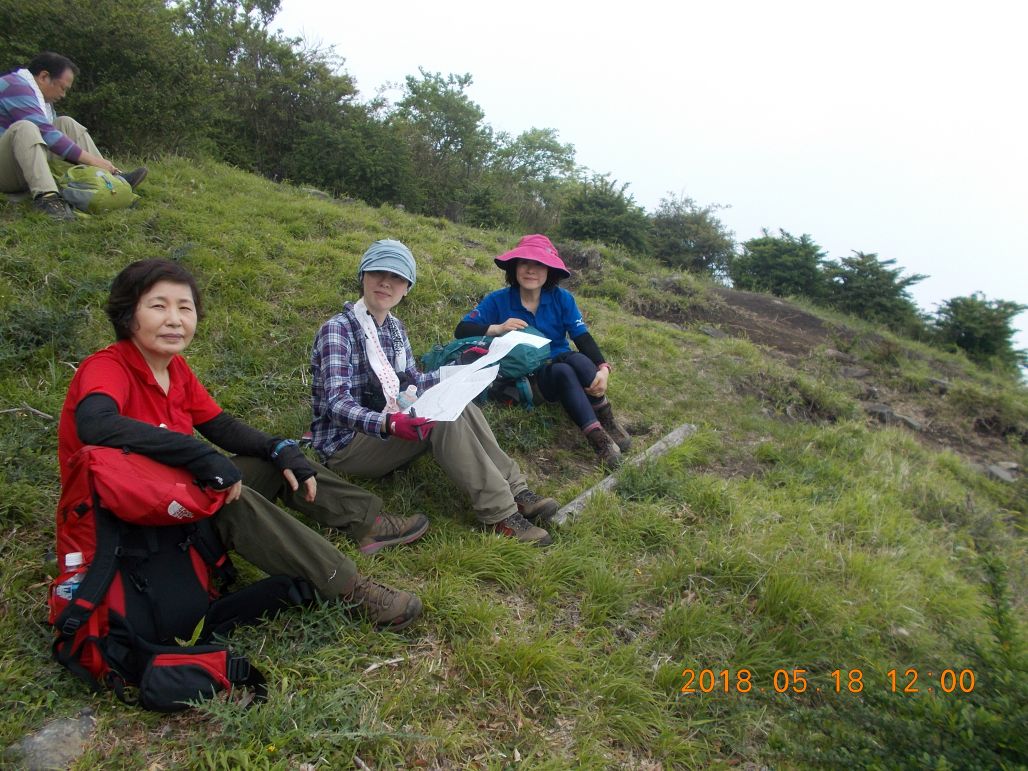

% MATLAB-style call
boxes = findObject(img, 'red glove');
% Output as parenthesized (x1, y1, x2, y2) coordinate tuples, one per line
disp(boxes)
(387, 412, 435, 441)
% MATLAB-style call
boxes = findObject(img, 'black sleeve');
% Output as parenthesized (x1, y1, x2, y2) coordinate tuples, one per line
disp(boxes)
(572, 332, 606, 366)
(198, 412, 318, 484)
(455, 320, 490, 338)
(195, 411, 275, 458)
(75, 393, 241, 489)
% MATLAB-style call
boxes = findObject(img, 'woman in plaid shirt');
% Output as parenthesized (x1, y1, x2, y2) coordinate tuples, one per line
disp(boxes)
(310, 240, 559, 546)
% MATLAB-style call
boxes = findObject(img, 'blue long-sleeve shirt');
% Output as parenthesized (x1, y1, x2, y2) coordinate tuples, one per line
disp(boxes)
(460, 286, 589, 358)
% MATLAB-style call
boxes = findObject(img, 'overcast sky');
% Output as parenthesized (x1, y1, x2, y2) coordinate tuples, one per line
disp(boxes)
(275, 0, 1028, 351)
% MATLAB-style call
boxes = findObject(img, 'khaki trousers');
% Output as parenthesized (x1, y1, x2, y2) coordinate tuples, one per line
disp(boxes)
(0, 116, 101, 195)
(327, 403, 527, 525)
(209, 456, 382, 599)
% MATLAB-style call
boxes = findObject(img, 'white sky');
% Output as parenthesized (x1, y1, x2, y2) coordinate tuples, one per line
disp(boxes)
(275, 0, 1028, 351)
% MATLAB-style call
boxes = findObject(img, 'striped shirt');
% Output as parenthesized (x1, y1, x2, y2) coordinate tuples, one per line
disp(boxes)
(309, 302, 439, 459)
(0, 71, 82, 161)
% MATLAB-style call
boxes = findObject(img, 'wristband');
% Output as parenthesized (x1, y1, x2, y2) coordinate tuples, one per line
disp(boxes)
(598, 363, 612, 373)
(270, 438, 298, 459)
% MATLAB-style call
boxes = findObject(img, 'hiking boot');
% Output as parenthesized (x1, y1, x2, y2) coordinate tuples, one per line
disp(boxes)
(343, 574, 423, 630)
(595, 401, 632, 452)
(514, 489, 559, 523)
(358, 511, 430, 555)
(490, 511, 552, 546)
(32, 192, 76, 222)
(586, 426, 623, 469)
(119, 166, 148, 189)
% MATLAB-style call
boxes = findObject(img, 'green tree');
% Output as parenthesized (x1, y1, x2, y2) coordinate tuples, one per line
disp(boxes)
(729, 229, 826, 299)
(492, 127, 576, 183)
(822, 251, 926, 333)
(391, 69, 493, 219)
(472, 127, 578, 231)
(174, 0, 357, 178)
(1, 0, 212, 155)
(651, 193, 735, 277)
(933, 293, 1027, 374)
(279, 108, 414, 206)
(558, 175, 650, 254)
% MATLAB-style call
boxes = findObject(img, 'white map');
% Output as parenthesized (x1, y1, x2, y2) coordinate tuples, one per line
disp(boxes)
(410, 330, 549, 421)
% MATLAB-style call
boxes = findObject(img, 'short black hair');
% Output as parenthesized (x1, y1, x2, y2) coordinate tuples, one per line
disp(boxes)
(106, 260, 204, 340)
(27, 52, 79, 79)
(503, 259, 562, 290)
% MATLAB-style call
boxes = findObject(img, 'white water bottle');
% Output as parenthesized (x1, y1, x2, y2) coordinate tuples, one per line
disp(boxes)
(397, 384, 419, 411)
(55, 552, 85, 601)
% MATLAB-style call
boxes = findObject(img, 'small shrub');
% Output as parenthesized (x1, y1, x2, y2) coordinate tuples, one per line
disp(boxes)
(933, 293, 1028, 375)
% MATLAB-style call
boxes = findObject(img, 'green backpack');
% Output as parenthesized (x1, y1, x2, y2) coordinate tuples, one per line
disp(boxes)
(494, 327, 551, 380)
(422, 327, 551, 409)
(58, 165, 138, 213)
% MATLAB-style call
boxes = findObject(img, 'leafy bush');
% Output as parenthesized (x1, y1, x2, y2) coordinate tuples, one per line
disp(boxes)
(280, 112, 415, 206)
(933, 293, 1028, 375)
(650, 193, 735, 277)
(391, 69, 493, 220)
(558, 175, 651, 254)
(729, 229, 826, 299)
(822, 251, 926, 334)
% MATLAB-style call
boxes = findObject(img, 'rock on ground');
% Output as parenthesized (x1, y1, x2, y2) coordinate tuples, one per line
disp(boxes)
(4, 710, 96, 770)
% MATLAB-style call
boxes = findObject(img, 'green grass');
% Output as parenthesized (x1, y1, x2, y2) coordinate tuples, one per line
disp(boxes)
(2, 156, 1026, 768)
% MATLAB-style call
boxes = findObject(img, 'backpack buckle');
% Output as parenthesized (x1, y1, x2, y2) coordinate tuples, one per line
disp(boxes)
(227, 656, 250, 682)
(60, 616, 82, 635)
(128, 572, 148, 593)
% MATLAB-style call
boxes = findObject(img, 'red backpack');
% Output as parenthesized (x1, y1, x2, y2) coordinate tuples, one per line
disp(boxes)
(50, 446, 313, 712)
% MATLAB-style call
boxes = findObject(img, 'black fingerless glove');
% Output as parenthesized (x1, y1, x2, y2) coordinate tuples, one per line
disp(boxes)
(187, 451, 243, 490)
(269, 438, 317, 484)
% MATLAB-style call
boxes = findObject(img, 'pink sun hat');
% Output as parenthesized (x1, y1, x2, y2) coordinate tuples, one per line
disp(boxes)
(494, 234, 571, 279)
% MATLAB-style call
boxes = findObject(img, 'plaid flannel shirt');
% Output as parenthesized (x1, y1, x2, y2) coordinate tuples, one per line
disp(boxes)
(309, 302, 439, 459)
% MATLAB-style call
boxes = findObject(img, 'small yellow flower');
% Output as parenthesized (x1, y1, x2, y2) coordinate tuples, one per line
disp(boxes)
(266, 744, 277, 754)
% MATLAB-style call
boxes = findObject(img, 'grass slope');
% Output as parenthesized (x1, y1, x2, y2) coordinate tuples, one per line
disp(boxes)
(1, 157, 1026, 769)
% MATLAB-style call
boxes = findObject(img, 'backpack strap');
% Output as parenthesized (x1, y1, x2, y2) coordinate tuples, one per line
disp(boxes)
(52, 497, 124, 690)
(200, 575, 315, 642)
(515, 377, 535, 410)
(181, 518, 237, 591)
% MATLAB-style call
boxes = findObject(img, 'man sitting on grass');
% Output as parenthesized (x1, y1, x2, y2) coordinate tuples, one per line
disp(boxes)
(0, 51, 147, 221)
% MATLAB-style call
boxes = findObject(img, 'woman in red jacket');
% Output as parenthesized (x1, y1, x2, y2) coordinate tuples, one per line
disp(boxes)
(57, 259, 423, 629)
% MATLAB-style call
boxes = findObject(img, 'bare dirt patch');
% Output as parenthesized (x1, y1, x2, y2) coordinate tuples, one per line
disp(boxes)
(681, 288, 1024, 477)
(703, 287, 838, 357)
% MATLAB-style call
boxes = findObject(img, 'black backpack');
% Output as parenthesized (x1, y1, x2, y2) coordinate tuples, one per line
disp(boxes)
(50, 446, 314, 712)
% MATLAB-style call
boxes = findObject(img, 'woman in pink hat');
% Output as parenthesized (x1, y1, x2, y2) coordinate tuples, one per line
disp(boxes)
(456, 235, 631, 467)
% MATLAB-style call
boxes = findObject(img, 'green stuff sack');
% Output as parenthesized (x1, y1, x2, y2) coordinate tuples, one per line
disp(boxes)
(496, 326, 551, 379)
(59, 165, 139, 213)
(422, 327, 551, 379)
(422, 327, 550, 410)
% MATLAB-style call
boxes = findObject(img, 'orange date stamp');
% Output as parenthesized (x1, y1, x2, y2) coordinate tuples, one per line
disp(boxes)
(680, 667, 977, 695)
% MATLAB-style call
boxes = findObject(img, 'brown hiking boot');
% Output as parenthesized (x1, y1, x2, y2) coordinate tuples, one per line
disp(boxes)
(32, 192, 76, 222)
(358, 511, 430, 555)
(514, 489, 559, 523)
(490, 511, 552, 546)
(586, 426, 623, 469)
(343, 574, 423, 630)
(595, 401, 632, 452)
